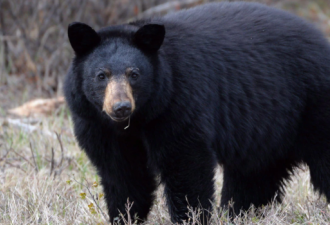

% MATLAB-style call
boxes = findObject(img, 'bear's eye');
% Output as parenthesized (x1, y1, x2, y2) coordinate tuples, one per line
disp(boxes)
(97, 73, 106, 80)
(131, 72, 139, 79)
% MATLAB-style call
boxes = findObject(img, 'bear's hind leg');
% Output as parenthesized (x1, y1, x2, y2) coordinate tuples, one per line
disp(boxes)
(305, 154, 330, 201)
(299, 127, 330, 201)
(297, 94, 330, 203)
(220, 161, 294, 217)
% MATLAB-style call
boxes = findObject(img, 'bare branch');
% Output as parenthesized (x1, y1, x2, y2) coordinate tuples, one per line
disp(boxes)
(29, 142, 39, 173)
(50, 147, 55, 176)
(55, 132, 64, 168)
(11, 148, 35, 169)
(5, 161, 27, 174)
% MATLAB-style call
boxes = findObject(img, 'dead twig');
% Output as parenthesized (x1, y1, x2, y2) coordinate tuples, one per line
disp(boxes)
(5, 161, 27, 173)
(54, 156, 72, 177)
(118, 200, 135, 225)
(50, 147, 54, 176)
(55, 132, 64, 168)
(11, 148, 35, 169)
(29, 142, 39, 173)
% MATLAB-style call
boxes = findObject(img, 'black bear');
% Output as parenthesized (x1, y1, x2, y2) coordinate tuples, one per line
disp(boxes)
(64, 2, 330, 224)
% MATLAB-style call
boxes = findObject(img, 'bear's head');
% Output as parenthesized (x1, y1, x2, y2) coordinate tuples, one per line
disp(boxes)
(68, 22, 165, 122)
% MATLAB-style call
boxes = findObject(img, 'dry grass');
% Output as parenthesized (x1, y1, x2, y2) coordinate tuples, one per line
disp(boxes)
(1, 85, 330, 225)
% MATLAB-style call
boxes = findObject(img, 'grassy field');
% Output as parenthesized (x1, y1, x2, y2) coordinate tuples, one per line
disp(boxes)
(1, 0, 330, 224)
(1, 84, 330, 225)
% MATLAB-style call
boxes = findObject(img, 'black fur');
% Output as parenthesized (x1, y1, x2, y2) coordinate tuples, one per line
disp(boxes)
(68, 22, 100, 55)
(133, 24, 165, 52)
(64, 2, 330, 224)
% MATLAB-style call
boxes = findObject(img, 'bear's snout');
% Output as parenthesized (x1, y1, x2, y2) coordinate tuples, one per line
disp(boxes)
(113, 101, 132, 120)
(102, 77, 135, 122)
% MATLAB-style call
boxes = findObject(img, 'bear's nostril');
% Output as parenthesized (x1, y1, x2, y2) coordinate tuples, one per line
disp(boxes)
(113, 102, 132, 118)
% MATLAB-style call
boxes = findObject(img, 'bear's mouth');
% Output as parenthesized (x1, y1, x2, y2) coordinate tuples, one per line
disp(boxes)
(109, 115, 130, 122)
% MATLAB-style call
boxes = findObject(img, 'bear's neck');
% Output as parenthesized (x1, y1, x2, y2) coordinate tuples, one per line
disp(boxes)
(137, 52, 173, 125)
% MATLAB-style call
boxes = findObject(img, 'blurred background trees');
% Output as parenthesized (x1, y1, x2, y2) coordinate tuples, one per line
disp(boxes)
(0, 0, 329, 100)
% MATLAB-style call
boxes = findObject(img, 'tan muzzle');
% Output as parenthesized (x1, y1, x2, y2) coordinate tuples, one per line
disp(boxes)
(102, 77, 135, 121)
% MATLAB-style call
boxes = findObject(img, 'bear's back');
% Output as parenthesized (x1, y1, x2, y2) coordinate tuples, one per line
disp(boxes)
(161, 2, 313, 34)
(153, 2, 330, 93)
(148, 2, 330, 158)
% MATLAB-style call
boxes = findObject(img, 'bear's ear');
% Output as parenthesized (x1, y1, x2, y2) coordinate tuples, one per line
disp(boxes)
(68, 22, 101, 55)
(133, 24, 165, 53)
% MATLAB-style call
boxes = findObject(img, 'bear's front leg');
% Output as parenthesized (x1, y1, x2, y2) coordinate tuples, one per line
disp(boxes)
(159, 138, 217, 224)
(73, 116, 157, 224)
(101, 136, 157, 224)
